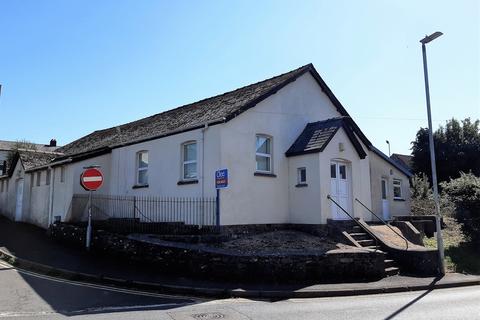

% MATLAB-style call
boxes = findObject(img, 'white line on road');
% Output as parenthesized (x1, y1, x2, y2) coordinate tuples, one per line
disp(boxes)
(0, 260, 204, 302)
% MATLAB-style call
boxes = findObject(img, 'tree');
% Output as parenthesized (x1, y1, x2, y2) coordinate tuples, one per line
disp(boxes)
(441, 173, 480, 244)
(411, 118, 480, 184)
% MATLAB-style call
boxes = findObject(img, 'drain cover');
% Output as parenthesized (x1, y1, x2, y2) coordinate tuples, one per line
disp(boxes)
(192, 312, 226, 319)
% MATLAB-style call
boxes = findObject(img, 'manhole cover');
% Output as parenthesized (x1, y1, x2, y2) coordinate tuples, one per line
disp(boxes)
(191, 312, 226, 319)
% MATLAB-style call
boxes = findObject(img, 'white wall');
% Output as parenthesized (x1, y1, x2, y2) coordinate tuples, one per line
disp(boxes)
(217, 72, 343, 225)
(318, 128, 373, 224)
(369, 151, 411, 218)
(288, 153, 322, 224)
(25, 170, 50, 228)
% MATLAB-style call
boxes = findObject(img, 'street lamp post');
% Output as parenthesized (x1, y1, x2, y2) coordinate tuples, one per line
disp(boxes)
(386, 140, 391, 156)
(420, 31, 445, 275)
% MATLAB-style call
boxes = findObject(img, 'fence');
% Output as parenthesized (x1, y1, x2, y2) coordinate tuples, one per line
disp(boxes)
(70, 194, 217, 234)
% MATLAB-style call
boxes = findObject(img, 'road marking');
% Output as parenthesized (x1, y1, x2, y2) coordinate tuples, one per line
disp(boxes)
(0, 260, 204, 302)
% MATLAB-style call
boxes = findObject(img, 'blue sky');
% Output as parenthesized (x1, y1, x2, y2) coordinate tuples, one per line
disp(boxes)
(0, 0, 478, 155)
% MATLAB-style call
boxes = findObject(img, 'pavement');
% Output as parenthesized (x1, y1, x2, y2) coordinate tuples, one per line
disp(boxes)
(0, 262, 478, 319)
(0, 216, 479, 299)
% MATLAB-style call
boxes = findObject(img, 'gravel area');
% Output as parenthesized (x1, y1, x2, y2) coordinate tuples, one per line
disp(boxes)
(211, 230, 352, 255)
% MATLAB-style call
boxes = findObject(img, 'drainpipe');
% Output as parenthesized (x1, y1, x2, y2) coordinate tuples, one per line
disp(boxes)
(201, 123, 209, 227)
(48, 166, 55, 227)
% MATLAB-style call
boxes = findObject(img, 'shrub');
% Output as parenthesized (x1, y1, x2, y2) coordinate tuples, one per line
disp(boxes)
(410, 173, 455, 217)
(441, 173, 480, 244)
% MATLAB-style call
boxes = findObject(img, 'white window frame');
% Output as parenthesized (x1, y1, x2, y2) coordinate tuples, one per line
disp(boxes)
(297, 167, 307, 184)
(181, 141, 197, 180)
(393, 179, 403, 199)
(60, 166, 65, 183)
(255, 134, 273, 174)
(136, 151, 149, 186)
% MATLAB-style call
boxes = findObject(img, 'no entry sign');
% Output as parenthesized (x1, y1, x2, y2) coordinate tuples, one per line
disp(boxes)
(81, 168, 104, 191)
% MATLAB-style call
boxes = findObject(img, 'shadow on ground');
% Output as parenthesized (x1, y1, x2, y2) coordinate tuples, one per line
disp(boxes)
(445, 242, 480, 275)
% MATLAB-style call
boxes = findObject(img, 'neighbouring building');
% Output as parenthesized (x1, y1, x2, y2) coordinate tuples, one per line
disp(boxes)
(390, 153, 413, 174)
(0, 64, 412, 229)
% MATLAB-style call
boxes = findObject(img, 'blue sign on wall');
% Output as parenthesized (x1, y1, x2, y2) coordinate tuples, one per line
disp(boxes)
(215, 169, 229, 189)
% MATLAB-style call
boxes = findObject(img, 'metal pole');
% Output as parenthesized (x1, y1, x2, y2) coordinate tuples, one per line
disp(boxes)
(421, 42, 445, 275)
(86, 190, 92, 251)
(216, 189, 220, 227)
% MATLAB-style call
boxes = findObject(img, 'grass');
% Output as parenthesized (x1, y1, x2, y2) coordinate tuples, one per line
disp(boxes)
(423, 217, 480, 274)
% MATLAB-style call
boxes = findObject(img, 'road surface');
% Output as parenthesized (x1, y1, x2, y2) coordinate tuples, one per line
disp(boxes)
(0, 261, 478, 319)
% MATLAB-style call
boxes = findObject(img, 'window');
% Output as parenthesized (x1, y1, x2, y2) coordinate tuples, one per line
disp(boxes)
(339, 165, 347, 180)
(182, 142, 197, 180)
(136, 151, 149, 186)
(36, 172, 41, 186)
(297, 167, 307, 184)
(255, 135, 272, 173)
(46, 169, 51, 186)
(393, 179, 403, 199)
(330, 164, 336, 178)
(0, 180, 3, 192)
(60, 166, 65, 183)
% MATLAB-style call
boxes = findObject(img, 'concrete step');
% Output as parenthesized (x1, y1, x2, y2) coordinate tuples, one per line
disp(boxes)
(351, 225, 362, 232)
(385, 266, 400, 276)
(365, 245, 381, 250)
(384, 259, 396, 269)
(356, 239, 375, 247)
(348, 232, 370, 241)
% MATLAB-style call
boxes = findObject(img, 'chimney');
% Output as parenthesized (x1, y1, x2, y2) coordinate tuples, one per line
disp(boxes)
(49, 139, 57, 147)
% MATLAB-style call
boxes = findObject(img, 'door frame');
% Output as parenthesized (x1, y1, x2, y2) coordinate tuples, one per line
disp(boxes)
(330, 159, 353, 220)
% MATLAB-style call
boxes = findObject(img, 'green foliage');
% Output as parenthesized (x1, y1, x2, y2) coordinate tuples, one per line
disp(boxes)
(411, 118, 480, 184)
(410, 173, 455, 216)
(441, 172, 480, 244)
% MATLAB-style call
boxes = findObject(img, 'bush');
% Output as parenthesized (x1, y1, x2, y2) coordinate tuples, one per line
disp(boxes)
(410, 173, 455, 217)
(441, 173, 480, 244)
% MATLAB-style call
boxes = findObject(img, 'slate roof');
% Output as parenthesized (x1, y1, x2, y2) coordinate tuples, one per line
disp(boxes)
(285, 117, 367, 159)
(0, 149, 61, 178)
(391, 153, 413, 171)
(0, 140, 59, 152)
(57, 63, 352, 158)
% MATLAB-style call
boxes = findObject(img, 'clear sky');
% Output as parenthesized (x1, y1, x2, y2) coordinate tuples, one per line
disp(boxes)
(0, 0, 478, 155)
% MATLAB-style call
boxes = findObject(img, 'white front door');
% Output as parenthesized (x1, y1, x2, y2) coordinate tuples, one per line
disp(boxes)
(381, 178, 390, 220)
(15, 179, 24, 222)
(330, 161, 352, 220)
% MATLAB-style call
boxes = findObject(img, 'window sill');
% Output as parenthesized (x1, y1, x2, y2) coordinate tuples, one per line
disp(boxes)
(132, 184, 149, 189)
(177, 179, 199, 185)
(393, 198, 405, 202)
(295, 183, 308, 188)
(254, 172, 277, 178)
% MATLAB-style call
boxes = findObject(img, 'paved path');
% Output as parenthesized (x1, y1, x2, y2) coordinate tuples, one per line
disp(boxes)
(0, 260, 478, 319)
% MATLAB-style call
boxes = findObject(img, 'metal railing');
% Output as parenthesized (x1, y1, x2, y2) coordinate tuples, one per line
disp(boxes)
(327, 195, 379, 252)
(355, 198, 409, 250)
(70, 194, 217, 234)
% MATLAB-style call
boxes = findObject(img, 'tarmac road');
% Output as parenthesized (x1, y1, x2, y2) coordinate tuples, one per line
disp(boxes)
(0, 260, 479, 320)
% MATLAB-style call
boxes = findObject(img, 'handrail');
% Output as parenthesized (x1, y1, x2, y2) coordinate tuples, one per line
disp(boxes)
(327, 195, 379, 252)
(355, 198, 409, 250)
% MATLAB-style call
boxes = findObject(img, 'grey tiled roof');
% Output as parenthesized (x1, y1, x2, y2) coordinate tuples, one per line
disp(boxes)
(18, 150, 59, 171)
(58, 64, 316, 157)
(0, 140, 59, 152)
(286, 117, 346, 156)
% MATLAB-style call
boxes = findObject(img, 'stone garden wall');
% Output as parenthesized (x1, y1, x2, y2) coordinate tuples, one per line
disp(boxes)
(49, 222, 385, 283)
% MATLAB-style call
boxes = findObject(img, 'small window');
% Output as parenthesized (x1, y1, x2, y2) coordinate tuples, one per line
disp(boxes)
(36, 172, 41, 186)
(136, 151, 149, 186)
(0, 180, 3, 192)
(60, 166, 65, 183)
(339, 165, 347, 180)
(393, 179, 403, 199)
(46, 170, 51, 186)
(255, 135, 272, 173)
(297, 167, 307, 184)
(330, 164, 336, 178)
(182, 142, 197, 180)
(30, 174, 34, 187)
(381, 179, 388, 200)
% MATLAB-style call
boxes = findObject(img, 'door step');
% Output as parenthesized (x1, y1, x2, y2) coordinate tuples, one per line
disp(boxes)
(356, 239, 375, 247)
(385, 266, 400, 276)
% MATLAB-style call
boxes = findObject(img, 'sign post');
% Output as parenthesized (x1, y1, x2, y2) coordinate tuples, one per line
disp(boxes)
(215, 169, 228, 227)
(80, 166, 103, 251)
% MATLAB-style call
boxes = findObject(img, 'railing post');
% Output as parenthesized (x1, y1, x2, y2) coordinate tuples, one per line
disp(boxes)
(216, 189, 220, 227)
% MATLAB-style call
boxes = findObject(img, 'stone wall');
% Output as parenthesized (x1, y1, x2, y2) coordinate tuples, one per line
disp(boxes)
(49, 223, 385, 283)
